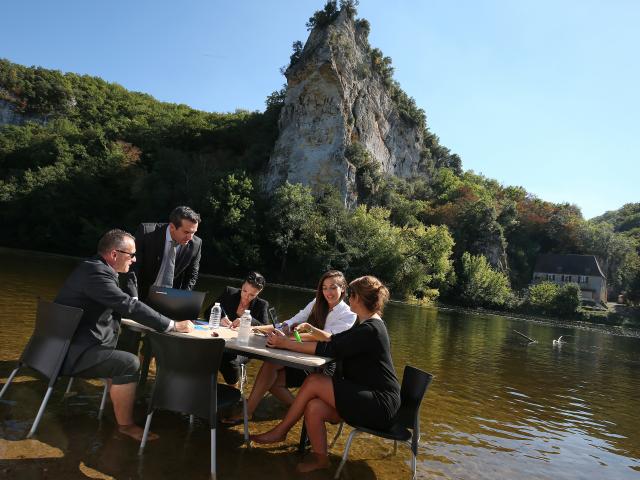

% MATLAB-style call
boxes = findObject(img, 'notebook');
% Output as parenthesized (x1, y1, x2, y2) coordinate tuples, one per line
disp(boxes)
(146, 286, 206, 320)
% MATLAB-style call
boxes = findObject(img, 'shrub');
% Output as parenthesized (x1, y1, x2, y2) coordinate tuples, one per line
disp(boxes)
(457, 252, 513, 308)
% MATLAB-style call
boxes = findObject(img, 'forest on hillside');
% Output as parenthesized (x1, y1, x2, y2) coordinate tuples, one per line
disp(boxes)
(1, 2, 639, 314)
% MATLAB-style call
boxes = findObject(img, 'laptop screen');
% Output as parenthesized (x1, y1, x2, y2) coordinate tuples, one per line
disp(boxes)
(146, 286, 206, 320)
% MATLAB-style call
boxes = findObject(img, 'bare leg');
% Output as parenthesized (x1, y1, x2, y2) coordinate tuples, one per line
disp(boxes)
(110, 382, 158, 441)
(225, 361, 285, 422)
(268, 369, 295, 406)
(296, 398, 341, 472)
(251, 374, 335, 444)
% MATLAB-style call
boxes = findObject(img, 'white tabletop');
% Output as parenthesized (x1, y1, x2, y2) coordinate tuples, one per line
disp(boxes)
(121, 318, 331, 369)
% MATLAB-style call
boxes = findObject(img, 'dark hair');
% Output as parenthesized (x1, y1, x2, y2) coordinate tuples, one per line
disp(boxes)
(308, 270, 348, 329)
(349, 276, 389, 314)
(245, 271, 266, 290)
(97, 229, 134, 255)
(169, 206, 201, 228)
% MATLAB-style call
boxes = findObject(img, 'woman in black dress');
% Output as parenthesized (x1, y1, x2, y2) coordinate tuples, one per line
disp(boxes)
(251, 276, 400, 473)
(204, 271, 269, 384)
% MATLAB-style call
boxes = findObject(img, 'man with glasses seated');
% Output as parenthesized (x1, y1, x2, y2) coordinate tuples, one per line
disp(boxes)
(55, 229, 194, 441)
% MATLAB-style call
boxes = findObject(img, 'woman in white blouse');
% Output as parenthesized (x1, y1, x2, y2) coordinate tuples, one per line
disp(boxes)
(223, 270, 356, 424)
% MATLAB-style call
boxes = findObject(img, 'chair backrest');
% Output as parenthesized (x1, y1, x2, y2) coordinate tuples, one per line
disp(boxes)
(396, 365, 434, 431)
(148, 332, 226, 421)
(20, 299, 84, 381)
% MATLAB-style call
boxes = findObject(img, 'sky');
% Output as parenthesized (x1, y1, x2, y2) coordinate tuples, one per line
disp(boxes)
(2, 0, 638, 219)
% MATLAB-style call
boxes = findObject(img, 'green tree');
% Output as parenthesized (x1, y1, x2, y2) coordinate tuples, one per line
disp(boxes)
(457, 252, 513, 308)
(526, 282, 560, 315)
(265, 182, 328, 278)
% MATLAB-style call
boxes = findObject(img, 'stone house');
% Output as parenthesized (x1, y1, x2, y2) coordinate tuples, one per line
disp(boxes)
(532, 254, 607, 303)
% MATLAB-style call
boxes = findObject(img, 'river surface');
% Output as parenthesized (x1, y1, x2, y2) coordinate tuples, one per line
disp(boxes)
(1, 248, 639, 479)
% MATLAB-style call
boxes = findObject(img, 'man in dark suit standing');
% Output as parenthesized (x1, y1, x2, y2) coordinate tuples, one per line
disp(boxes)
(55, 229, 194, 441)
(123, 206, 202, 301)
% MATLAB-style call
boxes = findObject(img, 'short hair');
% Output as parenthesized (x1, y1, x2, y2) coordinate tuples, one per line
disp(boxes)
(245, 271, 266, 290)
(349, 276, 390, 314)
(97, 229, 135, 255)
(169, 206, 201, 229)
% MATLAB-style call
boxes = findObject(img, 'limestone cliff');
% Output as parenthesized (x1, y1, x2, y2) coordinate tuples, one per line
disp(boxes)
(264, 9, 431, 204)
(0, 98, 49, 126)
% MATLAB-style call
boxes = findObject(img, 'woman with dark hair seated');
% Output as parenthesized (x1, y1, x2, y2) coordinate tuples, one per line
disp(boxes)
(250, 276, 400, 473)
(223, 270, 355, 424)
(204, 271, 269, 384)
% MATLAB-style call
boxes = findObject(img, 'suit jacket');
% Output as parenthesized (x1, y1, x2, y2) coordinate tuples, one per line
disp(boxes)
(204, 286, 269, 326)
(122, 222, 202, 300)
(55, 256, 172, 375)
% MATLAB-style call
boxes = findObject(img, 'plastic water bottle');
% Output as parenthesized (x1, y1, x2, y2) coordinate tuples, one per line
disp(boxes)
(209, 303, 221, 330)
(237, 310, 252, 344)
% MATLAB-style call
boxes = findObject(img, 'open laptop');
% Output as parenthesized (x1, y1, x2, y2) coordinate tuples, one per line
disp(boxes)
(146, 286, 206, 320)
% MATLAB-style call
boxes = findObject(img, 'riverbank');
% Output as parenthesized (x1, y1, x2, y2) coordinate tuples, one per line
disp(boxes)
(434, 301, 640, 338)
(2, 246, 638, 337)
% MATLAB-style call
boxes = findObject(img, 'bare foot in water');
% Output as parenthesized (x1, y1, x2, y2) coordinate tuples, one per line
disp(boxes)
(296, 452, 330, 473)
(249, 429, 287, 444)
(118, 424, 158, 442)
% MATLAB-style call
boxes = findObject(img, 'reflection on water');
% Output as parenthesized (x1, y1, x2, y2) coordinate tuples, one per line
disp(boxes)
(1, 248, 639, 479)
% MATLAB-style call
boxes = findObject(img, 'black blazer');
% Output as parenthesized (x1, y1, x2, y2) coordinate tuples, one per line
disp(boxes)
(55, 256, 172, 375)
(122, 222, 202, 300)
(205, 286, 269, 326)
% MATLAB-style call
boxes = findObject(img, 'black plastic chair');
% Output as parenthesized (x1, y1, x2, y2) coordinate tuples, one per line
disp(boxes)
(0, 299, 84, 438)
(334, 366, 434, 480)
(138, 331, 242, 478)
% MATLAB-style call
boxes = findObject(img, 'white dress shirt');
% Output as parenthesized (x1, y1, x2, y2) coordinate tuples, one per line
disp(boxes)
(283, 299, 356, 334)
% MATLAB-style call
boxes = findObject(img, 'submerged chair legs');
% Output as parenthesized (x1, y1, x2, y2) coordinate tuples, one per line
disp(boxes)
(28, 385, 55, 438)
(334, 428, 361, 479)
(139, 410, 155, 454)
(0, 366, 20, 399)
(98, 380, 109, 420)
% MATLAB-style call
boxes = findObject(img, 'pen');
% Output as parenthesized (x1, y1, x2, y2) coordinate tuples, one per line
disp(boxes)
(293, 330, 302, 343)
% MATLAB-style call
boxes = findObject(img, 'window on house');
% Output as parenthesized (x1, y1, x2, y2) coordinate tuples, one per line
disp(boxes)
(563, 275, 572, 282)
(579, 275, 588, 284)
(547, 274, 556, 281)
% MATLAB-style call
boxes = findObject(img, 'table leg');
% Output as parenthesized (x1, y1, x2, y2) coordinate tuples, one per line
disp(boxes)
(298, 421, 310, 454)
(138, 335, 152, 391)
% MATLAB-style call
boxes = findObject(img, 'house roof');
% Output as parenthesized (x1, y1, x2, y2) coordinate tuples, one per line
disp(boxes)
(533, 254, 606, 278)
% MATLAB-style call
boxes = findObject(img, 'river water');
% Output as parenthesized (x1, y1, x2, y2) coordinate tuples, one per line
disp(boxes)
(0, 248, 639, 479)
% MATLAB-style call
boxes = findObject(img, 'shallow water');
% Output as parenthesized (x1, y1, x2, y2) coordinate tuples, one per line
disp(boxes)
(1, 248, 639, 479)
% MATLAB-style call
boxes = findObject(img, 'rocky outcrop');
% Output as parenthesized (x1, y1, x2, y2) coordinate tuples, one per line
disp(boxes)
(264, 9, 427, 204)
(0, 98, 49, 126)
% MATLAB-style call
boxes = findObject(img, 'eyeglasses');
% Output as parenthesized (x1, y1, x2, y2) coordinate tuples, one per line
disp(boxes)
(116, 250, 137, 259)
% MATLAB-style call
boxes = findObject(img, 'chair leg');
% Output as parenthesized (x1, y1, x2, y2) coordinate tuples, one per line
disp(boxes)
(27, 386, 54, 438)
(210, 426, 217, 480)
(98, 380, 109, 420)
(393, 439, 398, 455)
(64, 377, 74, 395)
(0, 366, 20, 399)
(329, 421, 344, 449)
(411, 431, 419, 480)
(334, 428, 360, 479)
(411, 450, 417, 480)
(138, 411, 154, 454)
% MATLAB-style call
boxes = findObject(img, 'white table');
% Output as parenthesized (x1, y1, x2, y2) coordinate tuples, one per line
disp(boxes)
(121, 318, 332, 452)
(120, 318, 332, 369)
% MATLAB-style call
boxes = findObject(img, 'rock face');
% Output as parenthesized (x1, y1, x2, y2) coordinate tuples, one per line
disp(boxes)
(0, 99, 49, 127)
(264, 9, 427, 204)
